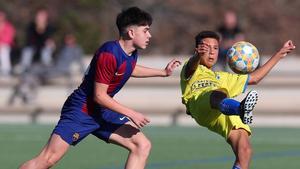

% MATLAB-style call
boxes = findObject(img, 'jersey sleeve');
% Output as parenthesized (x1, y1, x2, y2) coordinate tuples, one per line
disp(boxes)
(219, 72, 249, 98)
(95, 52, 117, 84)
(180, 60, 191, 81)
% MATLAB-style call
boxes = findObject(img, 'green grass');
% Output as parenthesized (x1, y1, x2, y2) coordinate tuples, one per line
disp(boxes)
(1, 124, 300, 169)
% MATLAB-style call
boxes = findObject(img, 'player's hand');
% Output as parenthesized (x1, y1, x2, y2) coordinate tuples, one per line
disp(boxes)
(164, 59, 181, 76)
(128, 110, 150, 129)
(278, 40, 296, 58)
(195, 43, 209, 56)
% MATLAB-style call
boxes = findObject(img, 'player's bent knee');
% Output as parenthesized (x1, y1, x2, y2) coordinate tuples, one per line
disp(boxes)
(238, 134, 252, 157)
(138, 138, 151, 153)
(140, 138, 152, 153)
(39, 149, 65, 167)
(44, 159, 56, 168)
(19, 155, 57, 169)
(241, 143, 252, 156)
(131, 137, 152, 157)
(37, 154, 58, 168)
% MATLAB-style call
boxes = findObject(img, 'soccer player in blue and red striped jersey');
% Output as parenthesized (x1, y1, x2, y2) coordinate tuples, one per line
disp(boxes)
(19, 7, 181, 169)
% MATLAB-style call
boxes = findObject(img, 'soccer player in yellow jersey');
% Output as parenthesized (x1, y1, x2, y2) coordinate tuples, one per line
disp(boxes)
(180, 30, 295, 169)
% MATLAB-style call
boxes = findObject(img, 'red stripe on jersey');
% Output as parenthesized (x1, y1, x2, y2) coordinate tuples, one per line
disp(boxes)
(81, 102, 88, 114)
(81, 97, 95, 115)
(95, 52, 117, 84)
(108, 62, 126, 93)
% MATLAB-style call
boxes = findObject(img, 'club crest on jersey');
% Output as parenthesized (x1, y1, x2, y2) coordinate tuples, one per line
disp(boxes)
(72, 133, 80, 142)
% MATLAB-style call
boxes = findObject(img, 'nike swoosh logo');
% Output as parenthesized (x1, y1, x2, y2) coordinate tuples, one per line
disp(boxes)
(119, 116, 127, 121)
(115, 72, 125, 76)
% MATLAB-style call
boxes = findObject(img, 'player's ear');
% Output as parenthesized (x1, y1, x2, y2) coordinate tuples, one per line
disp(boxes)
(127, 28, 134, 39)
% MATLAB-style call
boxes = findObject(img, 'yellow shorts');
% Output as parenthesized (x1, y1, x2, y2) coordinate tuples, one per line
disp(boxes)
(188, 91, 251, 140)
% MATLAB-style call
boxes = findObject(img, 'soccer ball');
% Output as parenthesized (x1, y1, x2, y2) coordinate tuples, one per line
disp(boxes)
(227, 41, 260, 74)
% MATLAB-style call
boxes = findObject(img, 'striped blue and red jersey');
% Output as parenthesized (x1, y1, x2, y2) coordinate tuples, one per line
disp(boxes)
(66, 41, 138, 115)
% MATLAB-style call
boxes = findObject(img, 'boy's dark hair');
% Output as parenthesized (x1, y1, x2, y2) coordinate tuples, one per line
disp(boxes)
(195, 31, 221, 47)
(116, 6, 152, 35)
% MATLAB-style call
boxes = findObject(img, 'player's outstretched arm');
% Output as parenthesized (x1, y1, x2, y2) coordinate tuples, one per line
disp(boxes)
(184, 53, 200, 79)
(131, 59, 181, 77)
(184, 43, 209, 79)
(94, 82, 150, 129)
(248, 40, 296, 85)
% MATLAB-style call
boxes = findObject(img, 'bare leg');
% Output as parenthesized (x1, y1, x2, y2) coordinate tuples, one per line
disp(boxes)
(19, 133, 70, 169)
(109, 122, 151, 169)
(227, 129, 252, 169)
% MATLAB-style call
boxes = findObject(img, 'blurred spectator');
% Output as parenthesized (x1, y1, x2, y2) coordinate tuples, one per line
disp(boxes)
(216, 10, 245, 71)
(8, 33, 85, 105)
(40, 33, 85, 87)
(0, 10, 16, 76)
(47, 33, 85, 78)
(8, 67, 40, 105)
(18, 8, 56, 72)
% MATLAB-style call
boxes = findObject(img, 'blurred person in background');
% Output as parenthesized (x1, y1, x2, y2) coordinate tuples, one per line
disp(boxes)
(19, 6, 181, 169)
(17, 8, 56, 72)
(54, 33, 85, 74)
(39, 33, 85, 89)
(216, 10, 245, 71)
(180, 30, 295, 169)
(0, 10, 15, 77)
(8, 33, 84, 105)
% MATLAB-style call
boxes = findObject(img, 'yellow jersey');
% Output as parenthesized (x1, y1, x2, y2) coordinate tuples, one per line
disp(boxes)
(180, 63, 248, 106)
(180, 62, 251, 139)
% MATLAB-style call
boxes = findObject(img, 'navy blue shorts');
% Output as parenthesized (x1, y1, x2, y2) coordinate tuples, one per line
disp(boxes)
(52, 102, 130, 145)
